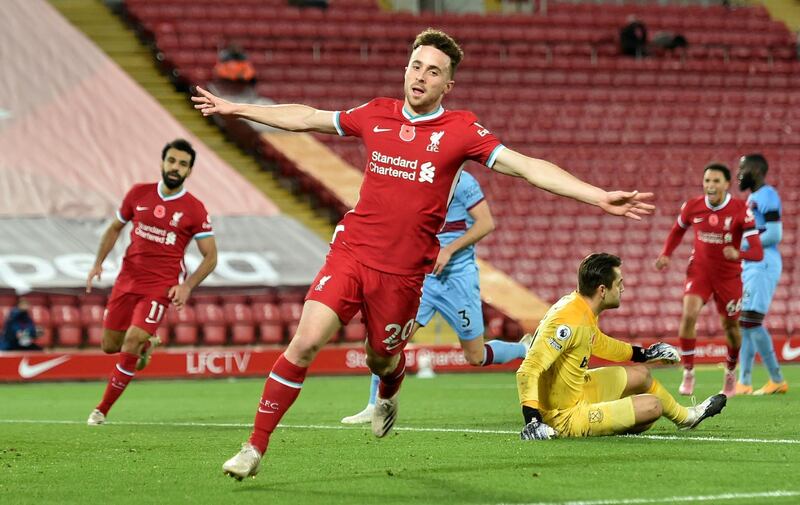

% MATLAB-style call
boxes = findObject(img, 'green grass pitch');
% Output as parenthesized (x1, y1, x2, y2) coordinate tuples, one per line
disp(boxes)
(1, 365, 798, 505)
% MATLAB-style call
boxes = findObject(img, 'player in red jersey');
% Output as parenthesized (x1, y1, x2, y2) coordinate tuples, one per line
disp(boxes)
(85, 139, 218, 425)
(655, 163, 762, 398)
(193, 28, 655, 480)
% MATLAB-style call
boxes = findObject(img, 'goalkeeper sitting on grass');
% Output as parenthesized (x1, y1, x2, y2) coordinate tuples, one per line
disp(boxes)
(516, 253, 727, 441)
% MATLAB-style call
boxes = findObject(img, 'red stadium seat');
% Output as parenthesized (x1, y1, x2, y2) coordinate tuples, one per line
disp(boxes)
(224, 303, 256, 345)
(167, 306, 198, 346)
(51, 305, 82, 347)
(195, 303, 226, 346)
(81, 304, 106, 348)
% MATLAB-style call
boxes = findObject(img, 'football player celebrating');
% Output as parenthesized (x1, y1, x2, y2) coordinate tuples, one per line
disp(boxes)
(655, 163, 762, 397)
(194, 28, 654, 480)
(517, 253, 727, 441)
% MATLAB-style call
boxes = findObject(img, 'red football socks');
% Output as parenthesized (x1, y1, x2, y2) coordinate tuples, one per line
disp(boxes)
(378, 352, 406, 400)
(96, 352, 138, 415)
(249, 354, 308, 454)
(679, 337, 696, 370)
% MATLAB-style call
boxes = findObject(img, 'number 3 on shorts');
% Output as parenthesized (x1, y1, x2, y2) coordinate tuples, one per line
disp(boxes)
(145, 300, 166, 324)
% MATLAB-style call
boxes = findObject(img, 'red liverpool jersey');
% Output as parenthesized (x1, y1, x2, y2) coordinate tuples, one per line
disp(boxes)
(114, 182, 213, 296)
(677, 194, 757, 275)
(333, 98, 504, 275)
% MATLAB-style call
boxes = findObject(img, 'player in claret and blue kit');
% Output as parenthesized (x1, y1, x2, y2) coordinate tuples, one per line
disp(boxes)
(341, 171, 529, 425)
(735, 154, 788, 396)
(194, 28, 655, 481)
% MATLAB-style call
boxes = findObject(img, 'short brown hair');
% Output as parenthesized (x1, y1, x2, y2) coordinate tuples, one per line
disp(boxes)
(578, 253, 622, 297)
(412, 28, 464, 77)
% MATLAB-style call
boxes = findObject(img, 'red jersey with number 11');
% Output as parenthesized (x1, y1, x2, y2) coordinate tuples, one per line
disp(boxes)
(333, 97, 505, 275)
(114, 182, 214, 296)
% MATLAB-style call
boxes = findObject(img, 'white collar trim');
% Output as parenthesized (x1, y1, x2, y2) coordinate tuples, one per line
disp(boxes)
(158, 180, 186, 201)
(705, 193, 731, 211)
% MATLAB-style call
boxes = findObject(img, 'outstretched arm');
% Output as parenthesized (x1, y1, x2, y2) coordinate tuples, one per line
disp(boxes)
(492, 148, 654, 220)
(191, 86, 338, 134)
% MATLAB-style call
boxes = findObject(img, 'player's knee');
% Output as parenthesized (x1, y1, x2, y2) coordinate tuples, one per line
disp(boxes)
(101, 340, 120, 354)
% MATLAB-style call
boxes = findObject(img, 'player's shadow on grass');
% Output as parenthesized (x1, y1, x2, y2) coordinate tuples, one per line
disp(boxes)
(231, 460, 569, 503)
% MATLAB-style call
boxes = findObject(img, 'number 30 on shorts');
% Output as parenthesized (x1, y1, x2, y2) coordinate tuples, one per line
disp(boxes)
(145, 300, 166, 324)
(725, 298, 742, 317)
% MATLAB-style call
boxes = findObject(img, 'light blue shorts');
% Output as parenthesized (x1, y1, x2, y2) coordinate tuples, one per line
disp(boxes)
(415, 267, 484, 341)
(742, 259, 782, 315)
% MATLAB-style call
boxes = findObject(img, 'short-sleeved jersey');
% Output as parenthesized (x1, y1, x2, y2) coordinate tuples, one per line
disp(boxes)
(333, 98, 504, 275)
(114, 182, 214, 296)
(516, 292, 633, 411)
(437, 171, 485, 277)
(744, 184, 782, 264)
(677, 194, 757, 276)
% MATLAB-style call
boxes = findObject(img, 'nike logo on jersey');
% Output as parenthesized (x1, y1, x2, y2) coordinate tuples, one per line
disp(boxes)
(136, 206, 149, 211)
(18, 355, 70, 379)
(373, 126, 391, 133)
(693, 217, 704, 223)
(782, 340, 800, 361)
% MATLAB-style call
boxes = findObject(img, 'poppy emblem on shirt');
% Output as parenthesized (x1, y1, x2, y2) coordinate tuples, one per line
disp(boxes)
(709, 214, 719, 226)
(154, 205, 166, 219)
(399, 124, 416, 142)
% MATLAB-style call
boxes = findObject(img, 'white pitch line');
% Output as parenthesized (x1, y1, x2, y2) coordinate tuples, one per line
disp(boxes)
(0, 419, 798, 445)
(493, 490, 800, 505)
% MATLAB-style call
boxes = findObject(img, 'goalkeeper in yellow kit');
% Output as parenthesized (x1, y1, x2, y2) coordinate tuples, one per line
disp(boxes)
(516, 253, 727, 440)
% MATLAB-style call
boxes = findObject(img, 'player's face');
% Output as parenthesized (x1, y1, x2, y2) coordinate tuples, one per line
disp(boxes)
(601, 267, 624, 310)
(703, 169, 729, 206)
(161, 148, 193, 190)
(404, 45, 454, 114)
(737, 159, 756, 192)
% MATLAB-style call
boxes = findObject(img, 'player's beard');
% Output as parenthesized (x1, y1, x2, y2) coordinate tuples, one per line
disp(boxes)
(162, 171, 185, 190)
(739, 173, 755, 192)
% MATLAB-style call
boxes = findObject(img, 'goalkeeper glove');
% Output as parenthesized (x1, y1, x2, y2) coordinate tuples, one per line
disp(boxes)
(520, 406, 557, 440)
(632, 342, 681, 364)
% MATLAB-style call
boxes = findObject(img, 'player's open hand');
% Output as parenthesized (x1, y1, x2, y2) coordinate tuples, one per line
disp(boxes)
(192, 86, 236, 116)
(432, 248, 454, 276)
(520, 419, 557, 441)
(643, 342, 681, 364)
(86, 264, 102, 293)
(722, 246, 740, 261)
(654, 255, 670, 271)
(598, 190, 655, 220)
(168, 283, 192, 311)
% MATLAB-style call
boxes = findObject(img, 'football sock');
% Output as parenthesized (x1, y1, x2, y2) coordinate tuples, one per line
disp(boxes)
(378, 352, 406, 400)
(647, 378, 688, 424)
(725, 343, 739, 371)
(679, 337, 696, 370)
(750, 325, 784, 383)
(249, 354, 307, 455)
(484, 340, 527, 365)
(96, 352, 138, 415)
(367, 373, 379, 406)
(738, 326, 755, 385)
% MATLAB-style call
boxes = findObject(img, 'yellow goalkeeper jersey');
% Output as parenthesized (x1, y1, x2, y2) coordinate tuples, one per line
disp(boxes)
(517, 291, 633, 411)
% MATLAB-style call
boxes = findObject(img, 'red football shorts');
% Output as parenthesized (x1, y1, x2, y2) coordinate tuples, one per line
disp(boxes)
(306, 246, 424, 356)
(104, 288, 170, 335)
(684, 263, 743, 319)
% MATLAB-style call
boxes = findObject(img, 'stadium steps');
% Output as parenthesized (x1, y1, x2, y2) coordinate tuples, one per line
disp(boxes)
(47, 0, 335, 240)
(759, 0, 800, 31)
